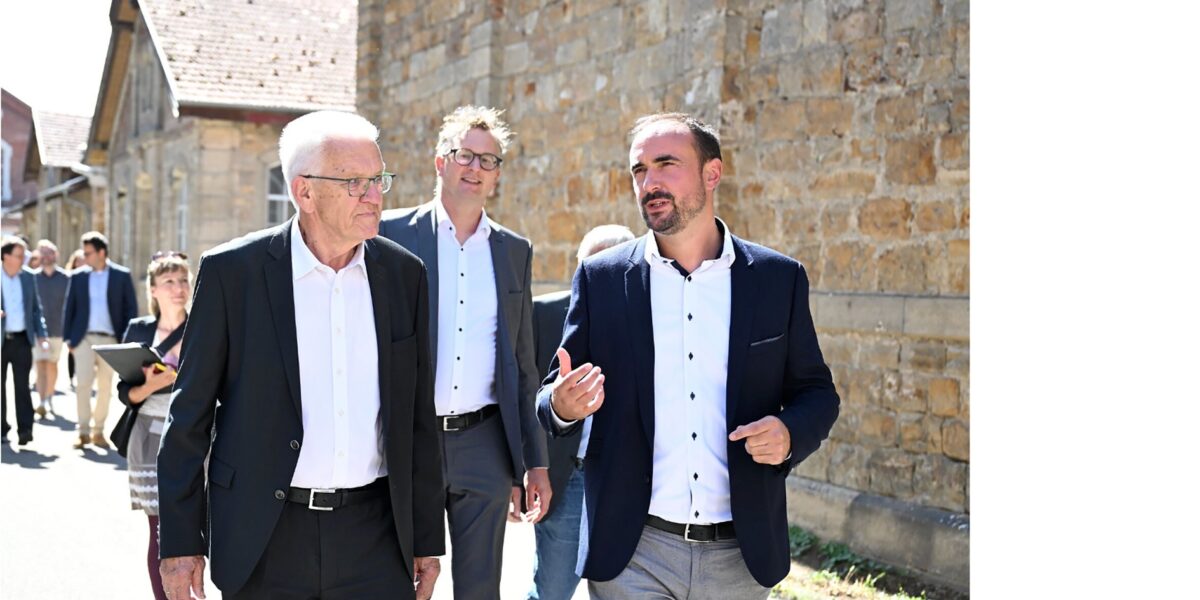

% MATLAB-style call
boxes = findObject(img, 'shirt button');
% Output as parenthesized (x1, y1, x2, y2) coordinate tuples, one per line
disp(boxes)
(691, 432, 697, 440)
(690, 392, 695, 400)
(693, 473, 699, 480)
(289, 440, 300, 450)
(274, 489, 286, 500)
(334, 288, 341, 294)
(687, 276, 692, 282)
(338, 409, 345, 417)
(688, 352, 693, 360)
(687, 314, 692, 321)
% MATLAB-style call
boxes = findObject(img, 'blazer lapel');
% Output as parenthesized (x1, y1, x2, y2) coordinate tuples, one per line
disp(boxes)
(263, 221, 304, 419)
(415, 206, 439, 359)
(365, 240, 393, 436)
(624, 237, 656, 445)
(725, 237, 758, 430)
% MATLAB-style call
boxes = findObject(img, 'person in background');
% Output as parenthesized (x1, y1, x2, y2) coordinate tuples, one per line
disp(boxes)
(114, 252, 191, 600)
(33, 240, 70, 417)
(62, 231, 139, 449)
(527, 224, 634, 600)
(2, 237, 49, 446)
(379, 105, 550, 600)
(65, 249, 86, 391)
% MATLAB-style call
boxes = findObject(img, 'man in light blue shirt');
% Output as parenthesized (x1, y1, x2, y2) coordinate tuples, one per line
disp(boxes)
(62, 231, 138, 449)
(2, 237, 48, 446)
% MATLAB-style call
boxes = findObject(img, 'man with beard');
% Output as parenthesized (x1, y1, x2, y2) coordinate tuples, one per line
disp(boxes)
(158, 111, 445, 600)
(380, 106, 550, 600)
(537, 113, 840, 599)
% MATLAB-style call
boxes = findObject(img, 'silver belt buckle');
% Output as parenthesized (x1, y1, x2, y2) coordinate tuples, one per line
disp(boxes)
(684, 523, 712, 543)
(308, 488, 336, 511)
(441, 417, 460, 432)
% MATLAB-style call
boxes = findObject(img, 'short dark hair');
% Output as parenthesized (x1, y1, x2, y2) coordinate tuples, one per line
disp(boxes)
(628, 112, 722, 166)
(2, 236, 29, 258)
(81, 231, 109, 254)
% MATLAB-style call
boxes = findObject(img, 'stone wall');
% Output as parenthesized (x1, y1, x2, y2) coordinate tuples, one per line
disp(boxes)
(360, 0, 968, 515)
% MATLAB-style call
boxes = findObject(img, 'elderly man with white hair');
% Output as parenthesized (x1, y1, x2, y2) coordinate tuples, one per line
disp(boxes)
(157, 110, 445, 600)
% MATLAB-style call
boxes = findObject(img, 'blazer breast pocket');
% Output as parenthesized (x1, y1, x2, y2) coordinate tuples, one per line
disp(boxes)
(747, 332, 785, 354)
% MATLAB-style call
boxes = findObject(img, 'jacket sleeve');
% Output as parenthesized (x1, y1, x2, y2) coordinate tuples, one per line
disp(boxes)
(63, 275, 80, 348)
(157, 256, 228, 558)
(411, 262, 446, 557)
(775, 263, 841, 471)
(517, 241, 549, 471)
(536, 263, 589, 439)
(29, 274, 48, 338)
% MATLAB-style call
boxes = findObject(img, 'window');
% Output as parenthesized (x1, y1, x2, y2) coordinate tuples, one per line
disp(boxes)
(1, 140, 11, 202)
(267, 165, 293, 226)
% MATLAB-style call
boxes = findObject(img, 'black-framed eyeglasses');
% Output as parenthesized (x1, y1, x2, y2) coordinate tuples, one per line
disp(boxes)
(447, 148, 502, 171)
(152, 250, 188, 261)
(301, 172, 394, 197)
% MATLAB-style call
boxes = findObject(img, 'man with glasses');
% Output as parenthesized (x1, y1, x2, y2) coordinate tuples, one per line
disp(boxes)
(62, 231, 139, 449)
(158, 111, 445, 600)
(380, 105, 550, 599)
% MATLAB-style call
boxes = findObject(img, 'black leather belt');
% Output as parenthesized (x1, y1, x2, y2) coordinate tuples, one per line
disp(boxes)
(286, 477, 387, 511)
(646, 515, 737, 543)
(86, 331, 115, 336)
(438, 404, 498, 432)
(3, 331, 28, 341)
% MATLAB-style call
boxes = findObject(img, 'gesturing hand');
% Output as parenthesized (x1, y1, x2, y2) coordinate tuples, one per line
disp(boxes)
(728, 416, 791, 465)
(549, 348, 605, 422)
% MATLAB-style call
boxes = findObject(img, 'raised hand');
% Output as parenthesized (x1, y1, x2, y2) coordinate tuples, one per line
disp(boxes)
(548, 348, 605, 422)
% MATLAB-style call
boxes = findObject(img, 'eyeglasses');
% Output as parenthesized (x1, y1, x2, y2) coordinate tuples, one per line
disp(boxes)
(301, 172, 394, 197)
(152, 251, 188, 261)
(447, 148, 503, 171)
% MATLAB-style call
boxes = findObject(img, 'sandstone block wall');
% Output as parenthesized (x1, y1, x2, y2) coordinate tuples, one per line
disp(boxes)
(360, 0, 968, 514)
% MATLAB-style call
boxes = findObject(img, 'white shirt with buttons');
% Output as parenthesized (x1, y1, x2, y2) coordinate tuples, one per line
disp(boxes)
(289, 218, 385, 489)
(645, 221, 736, 525)
(433, 200, 499, 417)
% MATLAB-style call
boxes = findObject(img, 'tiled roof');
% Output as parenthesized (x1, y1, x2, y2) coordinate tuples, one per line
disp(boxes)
(142, 0, 356, 113)
(34, 111, 92, 167)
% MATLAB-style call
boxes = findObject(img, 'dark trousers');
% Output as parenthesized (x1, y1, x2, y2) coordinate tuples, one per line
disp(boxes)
(442, 413, 516, 600)
(2, 335, 34, 438)
(230, 485, 413, 600)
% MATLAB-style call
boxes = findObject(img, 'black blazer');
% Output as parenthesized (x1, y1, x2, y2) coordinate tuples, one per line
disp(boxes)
(62, 262, 138, 348)
(532, 289, 578, 517)
(379, 202, 548, 479)
(0, 269, 48, 344)
(115, 315, 184, 406)
(157, 220, 445, 595)
(537, 234, 840, 587)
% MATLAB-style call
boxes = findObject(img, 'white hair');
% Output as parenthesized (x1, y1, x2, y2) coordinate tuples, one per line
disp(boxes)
(578, 224, 636, 262)
(278, 111, 380, 204)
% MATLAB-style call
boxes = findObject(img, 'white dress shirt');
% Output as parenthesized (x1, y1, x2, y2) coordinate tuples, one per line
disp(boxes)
(434, 200, 499, 416)
(289, 218, 385, 489)
(646, 222, 736, 525)
(87, 264, 115, 334)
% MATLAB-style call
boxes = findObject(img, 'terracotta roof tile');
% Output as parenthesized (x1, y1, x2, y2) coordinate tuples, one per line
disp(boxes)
(34, 112, 92, 167)
(143, 0, 356, 112)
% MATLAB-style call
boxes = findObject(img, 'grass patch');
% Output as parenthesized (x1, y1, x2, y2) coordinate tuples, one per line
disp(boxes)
(770, 526, 965, 600)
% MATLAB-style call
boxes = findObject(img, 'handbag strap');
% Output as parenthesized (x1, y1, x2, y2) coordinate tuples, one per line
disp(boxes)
(153, 317, 188, 358)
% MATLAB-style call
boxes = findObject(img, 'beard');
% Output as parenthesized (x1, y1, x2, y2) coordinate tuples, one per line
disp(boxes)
(640, 189, 705, 235)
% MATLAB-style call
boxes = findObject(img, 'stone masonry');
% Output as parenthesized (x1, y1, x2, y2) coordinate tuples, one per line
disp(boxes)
(359, 0, 968, 515)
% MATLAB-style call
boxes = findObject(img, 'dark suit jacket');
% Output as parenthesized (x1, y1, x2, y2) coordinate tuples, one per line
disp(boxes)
(62, 262, 138, 348)
(532, 289, 577, 517)
(157, 220, 445, 595)
(379, 202, 548, 480)
(536, 234, 840, 587)
(2, 269, 48, 344)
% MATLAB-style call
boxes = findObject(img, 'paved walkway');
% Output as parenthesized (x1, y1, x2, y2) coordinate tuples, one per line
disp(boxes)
(2, 360, 587, 599)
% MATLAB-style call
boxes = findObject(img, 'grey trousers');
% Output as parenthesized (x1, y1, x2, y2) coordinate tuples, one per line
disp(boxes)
(442, 413, 515, 600)
(588, 524, 770, 600)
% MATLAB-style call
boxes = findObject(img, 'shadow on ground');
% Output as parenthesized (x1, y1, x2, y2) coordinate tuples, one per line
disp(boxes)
(1, 445, 60, 469)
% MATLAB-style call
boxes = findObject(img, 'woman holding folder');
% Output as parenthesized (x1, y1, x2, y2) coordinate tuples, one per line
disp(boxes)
(114, 252, 190, 600)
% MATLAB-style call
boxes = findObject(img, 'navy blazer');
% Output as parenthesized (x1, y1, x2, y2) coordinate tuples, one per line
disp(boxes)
(1, 269, 49, 344)
(536, 233, 840, 587)
(379, 202, 549, 479)
(62, 262, 139, 348)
